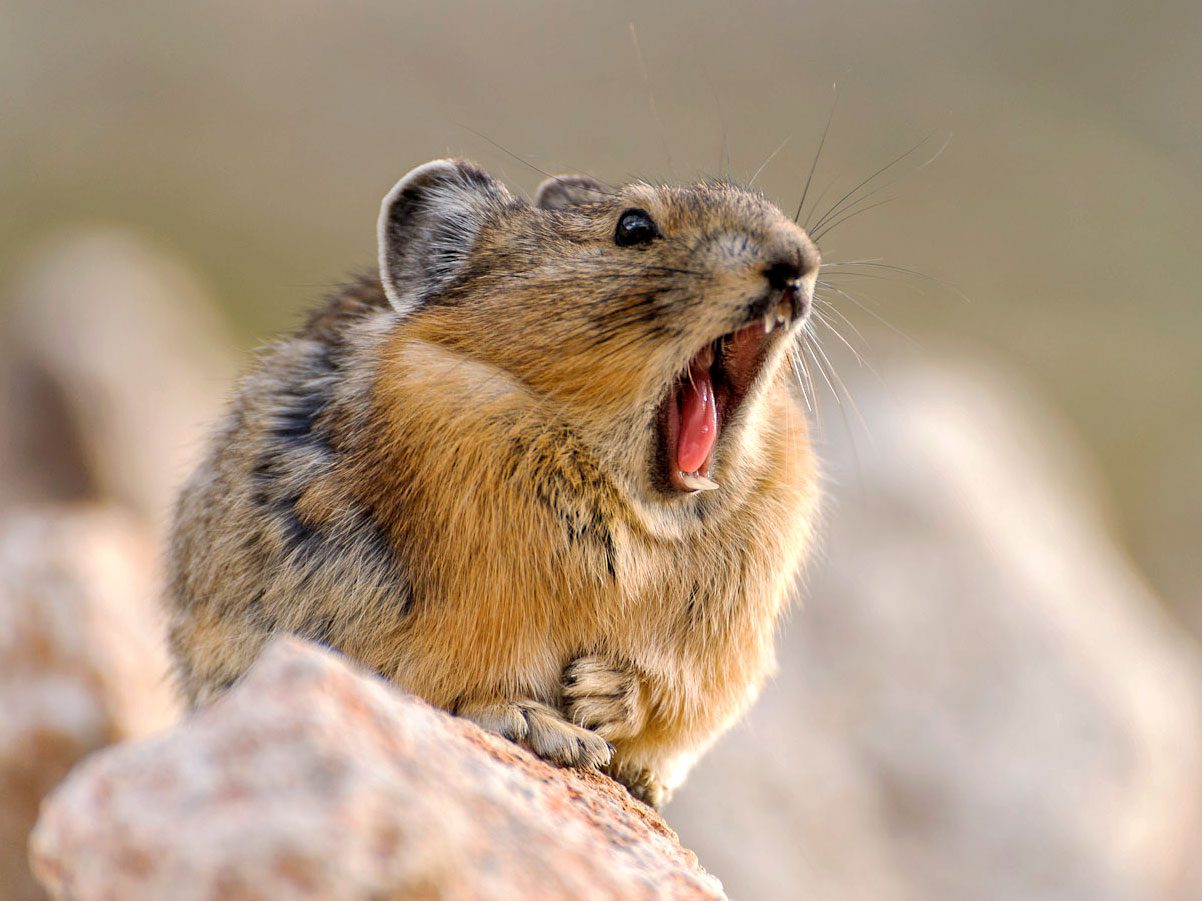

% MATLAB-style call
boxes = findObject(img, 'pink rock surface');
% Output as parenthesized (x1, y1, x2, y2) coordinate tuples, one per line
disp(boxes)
(0, 507, 180, 901)
(30, 638, 724, 901)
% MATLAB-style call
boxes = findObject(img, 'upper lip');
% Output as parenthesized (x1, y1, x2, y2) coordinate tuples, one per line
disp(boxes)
(756, 281, 805, 335)
(718, 282, 804, 407)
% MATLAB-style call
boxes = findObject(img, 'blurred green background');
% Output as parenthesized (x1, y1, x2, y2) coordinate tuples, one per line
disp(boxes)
(3, 0, 1199, 624)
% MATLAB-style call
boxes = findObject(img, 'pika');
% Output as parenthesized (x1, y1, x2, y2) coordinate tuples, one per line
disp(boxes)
(166, 159, 821, 807)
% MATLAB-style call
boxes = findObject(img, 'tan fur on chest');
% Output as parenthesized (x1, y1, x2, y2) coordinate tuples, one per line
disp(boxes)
(356, 331, 817, 774)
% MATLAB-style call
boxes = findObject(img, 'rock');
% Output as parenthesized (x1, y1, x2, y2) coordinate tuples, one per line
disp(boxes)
(668, 354, 1202, 901)
(0, 230, 236, 521)
(0, 507, 180, 901)
(30, 638, 724, 901)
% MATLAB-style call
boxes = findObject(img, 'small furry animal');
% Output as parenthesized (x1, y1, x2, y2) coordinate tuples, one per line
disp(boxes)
(166, 159, 821, 807)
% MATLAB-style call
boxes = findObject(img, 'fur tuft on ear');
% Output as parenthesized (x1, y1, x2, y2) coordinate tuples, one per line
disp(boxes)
(534, 174, 608, 211)
(377, 159, 512, 313)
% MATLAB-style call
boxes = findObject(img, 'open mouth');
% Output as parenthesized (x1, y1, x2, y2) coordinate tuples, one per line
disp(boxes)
(658, 291, 801, 494)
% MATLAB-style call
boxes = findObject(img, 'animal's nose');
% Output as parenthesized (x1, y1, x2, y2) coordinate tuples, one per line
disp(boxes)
(763, 261, 801, 291)
(762, 258, 812, 323)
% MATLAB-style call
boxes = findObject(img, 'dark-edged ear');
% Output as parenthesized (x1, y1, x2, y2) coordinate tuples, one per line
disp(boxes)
(534, 174, 608, 211)
(377, 159, 511, 312)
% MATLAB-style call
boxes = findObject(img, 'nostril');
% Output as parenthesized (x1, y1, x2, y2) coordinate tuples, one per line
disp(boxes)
(764, 261, 800, 291)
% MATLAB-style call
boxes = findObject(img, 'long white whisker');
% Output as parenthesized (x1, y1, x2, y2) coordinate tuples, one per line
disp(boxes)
(812, 196, 898, 243)
(811, 308, 866, 367)
(794, 83, 838, 223)
(787, 344, 814, 414)
(813, 330, 872, 438)
(808, 132, 936, 235)
(802, 331, 840, 406)
(822, 257, 886, 267)
(749, 134, 792, 188)
(791, 341, 820, 430)
(816, 281, 919, 346)
(805, 329, 874, 450)
(813, 294, 871, 346)
(825, 260, 970, 303)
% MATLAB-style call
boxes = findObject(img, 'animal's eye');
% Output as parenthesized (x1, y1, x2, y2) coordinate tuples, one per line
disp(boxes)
(614, 208, 659, 247)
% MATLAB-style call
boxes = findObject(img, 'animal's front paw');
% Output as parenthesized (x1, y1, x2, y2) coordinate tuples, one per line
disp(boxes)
(562, 655, 647, 742)
(457, 698, 613, 769)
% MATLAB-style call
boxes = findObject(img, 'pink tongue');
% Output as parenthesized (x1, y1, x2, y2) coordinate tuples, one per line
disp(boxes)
(677, 363, 718, 474)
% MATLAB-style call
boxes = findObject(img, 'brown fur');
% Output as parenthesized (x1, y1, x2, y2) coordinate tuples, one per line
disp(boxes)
(166, 160, 821, 806)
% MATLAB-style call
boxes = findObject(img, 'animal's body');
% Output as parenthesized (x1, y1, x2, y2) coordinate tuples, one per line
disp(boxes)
(166, 160, 821, 806)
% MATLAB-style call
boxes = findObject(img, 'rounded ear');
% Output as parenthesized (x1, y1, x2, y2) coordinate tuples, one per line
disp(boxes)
(534, 174, 608, 211)
(377, 159, 512, 313)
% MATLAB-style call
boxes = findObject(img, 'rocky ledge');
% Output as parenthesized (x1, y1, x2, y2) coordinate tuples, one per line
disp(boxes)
(30, 638, 724, 901)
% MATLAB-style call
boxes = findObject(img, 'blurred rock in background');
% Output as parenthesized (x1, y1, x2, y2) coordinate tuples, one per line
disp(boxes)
(669, 358, 1202, 901)
(0, 232, 227, 899)
(0, 507, 180, 901)
(0, 230, 236, 525)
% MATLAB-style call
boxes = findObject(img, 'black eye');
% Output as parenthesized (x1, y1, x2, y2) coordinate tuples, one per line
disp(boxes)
(614, 208, 659, 246)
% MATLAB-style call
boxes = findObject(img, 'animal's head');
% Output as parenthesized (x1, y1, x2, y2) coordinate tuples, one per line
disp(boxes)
(378, 159, 819, 510)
